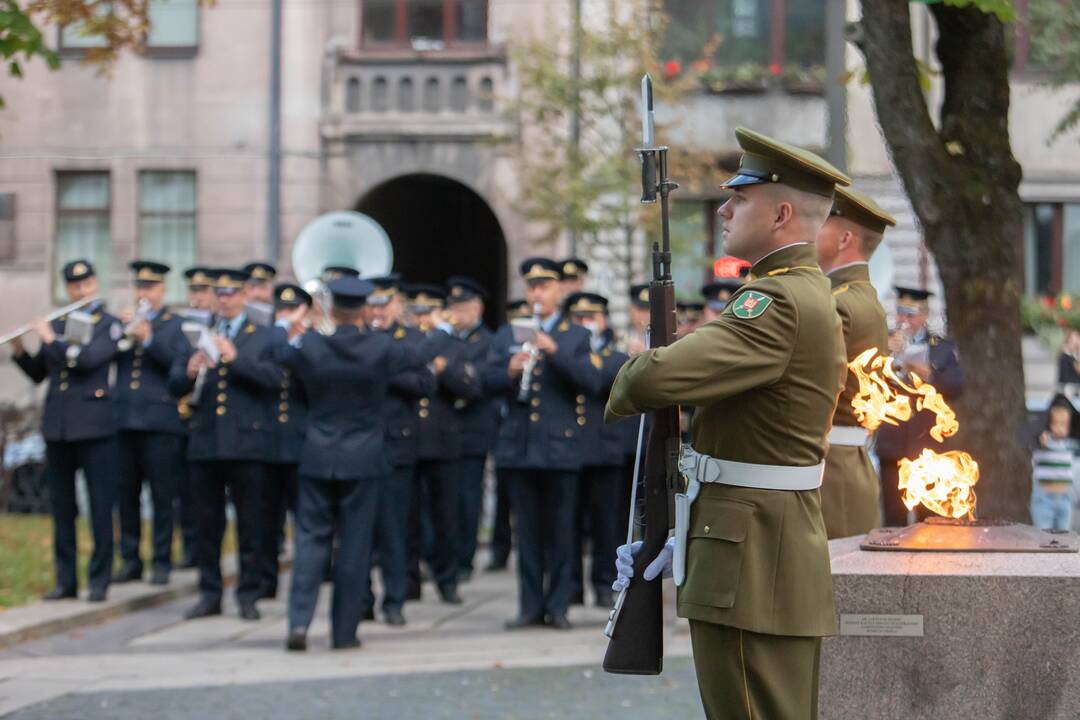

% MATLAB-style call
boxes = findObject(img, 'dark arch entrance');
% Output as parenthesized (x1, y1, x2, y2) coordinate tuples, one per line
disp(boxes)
(356, 173, 508, 328)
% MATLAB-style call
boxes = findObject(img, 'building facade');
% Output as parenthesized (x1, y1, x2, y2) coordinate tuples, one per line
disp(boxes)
(0, 0, 1077, 402)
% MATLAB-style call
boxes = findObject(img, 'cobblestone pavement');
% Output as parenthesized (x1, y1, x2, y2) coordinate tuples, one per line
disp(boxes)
(0, 558, 696, 719)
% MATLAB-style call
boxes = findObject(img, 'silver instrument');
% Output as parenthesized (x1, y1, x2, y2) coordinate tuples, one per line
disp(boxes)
(516, 303, 542, 404)
(604, 408, 649, 639)
(62, 310, 97, 367)
(117, 298, 152, 352)
(181, 321, 221, 408)
(292, 210, 394, 335)
(243, 300, 275, 327)
(0, 295, 100, 346)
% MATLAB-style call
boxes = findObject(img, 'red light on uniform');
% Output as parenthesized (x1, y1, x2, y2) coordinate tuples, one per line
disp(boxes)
(713, 256, 751, 278)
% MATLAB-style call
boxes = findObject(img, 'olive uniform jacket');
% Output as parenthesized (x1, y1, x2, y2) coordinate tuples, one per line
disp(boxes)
(15, 306, 120, 443)
(605, 242, 846, 638)
(820, 262, 889, 539)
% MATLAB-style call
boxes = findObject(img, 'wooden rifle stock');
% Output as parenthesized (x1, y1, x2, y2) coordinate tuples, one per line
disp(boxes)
(602, 280, 679, 675)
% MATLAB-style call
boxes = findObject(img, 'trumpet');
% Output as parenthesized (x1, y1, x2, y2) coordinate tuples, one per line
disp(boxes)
(117, 298, 152, 352)
(517, 303, 542, 404)
(0, 295, 100, 347)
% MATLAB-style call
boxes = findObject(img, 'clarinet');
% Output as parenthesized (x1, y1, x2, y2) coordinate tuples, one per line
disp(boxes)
(516, 303, 542, 404)
(117, 298, 152, 352)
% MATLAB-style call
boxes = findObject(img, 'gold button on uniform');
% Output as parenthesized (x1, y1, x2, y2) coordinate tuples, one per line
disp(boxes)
(576, 395, 586, 404)
(279, 402, 289, 412)
(94, 388, 105, 398)
(60, 370, 69, 378)
(59, 382, 69, 391)
(131, 370, 141, 378)
(130, 381, 140, 390)
(532, 383, 541, 391)
(218, 381, 228, 390)
(279, 414, 289, 423)
(529, 412, 540, 422)
(419, 408, 430, 419)
(218, 367, 227, 377)
(564, 429, 573, 438)
(575, 405, 586, 414)
(704, 525, 711, 534)
(576, 416, 586, 426)
(530, 398, 540, 407)
(534, 368, 542, 377)
(419, 398, 430, 407)
(217, 393, 227, 403)
(216, 406, 227, 416)
(280, 391, 289, 400)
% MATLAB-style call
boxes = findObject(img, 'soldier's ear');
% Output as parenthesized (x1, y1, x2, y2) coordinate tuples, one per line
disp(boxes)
(772, 200, 795, 231)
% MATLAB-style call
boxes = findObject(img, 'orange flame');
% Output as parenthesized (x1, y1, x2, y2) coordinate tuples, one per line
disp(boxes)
(898, 449, 979, 519)
(848, 348, 913, 431)
(906, 373, 958, 443)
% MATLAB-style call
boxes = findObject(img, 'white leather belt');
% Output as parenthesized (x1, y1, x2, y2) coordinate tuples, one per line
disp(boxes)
(828, 425, 869, 447)
(678, 446, 824, 492)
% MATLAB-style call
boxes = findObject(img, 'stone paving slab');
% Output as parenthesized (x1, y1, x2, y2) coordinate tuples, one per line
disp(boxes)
(0, 557, 692, 717)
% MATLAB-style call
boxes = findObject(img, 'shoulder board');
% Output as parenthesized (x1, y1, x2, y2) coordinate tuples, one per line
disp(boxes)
(244, 324, 256, 334)
(590, 352, 602, 370)
(767, 265, 819, 278)
(91, 313, 102, 324)
(832, 285, 850, 297)
(929, 336, 939, 346)
(469, 333, 480, 343)
(558, 321, 570, 333)
(601, 347, 612, 357)
(394, 327, 407, 340)
(161, 312, 172, 322)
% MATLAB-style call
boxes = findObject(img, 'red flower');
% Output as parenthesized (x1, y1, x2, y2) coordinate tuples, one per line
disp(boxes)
(664, 59, 682, 78)
(769, 63, 782, 76)
(1061, 294, 1074, 311)
(1042, 295, 1056, 309)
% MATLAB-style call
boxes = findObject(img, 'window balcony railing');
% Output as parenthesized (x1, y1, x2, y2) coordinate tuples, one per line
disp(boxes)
(322, 47, 510, 139)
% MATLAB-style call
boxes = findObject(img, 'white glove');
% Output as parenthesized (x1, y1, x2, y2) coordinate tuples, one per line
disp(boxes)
(611, 536, 675, 592)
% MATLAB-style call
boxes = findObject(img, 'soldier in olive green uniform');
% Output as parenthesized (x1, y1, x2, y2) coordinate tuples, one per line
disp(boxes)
(608, 128, 849, 720)
(814, 185, 895, 539)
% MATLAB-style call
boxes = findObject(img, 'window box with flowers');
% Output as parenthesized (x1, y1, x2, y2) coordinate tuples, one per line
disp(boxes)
(780, 64, 826, 95)
(699, 63, 773, 94)
(1022, 293, 1080, 351)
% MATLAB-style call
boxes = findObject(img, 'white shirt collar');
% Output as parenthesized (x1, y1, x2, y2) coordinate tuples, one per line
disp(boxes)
(826, 260, 869, 276)
(752, 241, 809, 267)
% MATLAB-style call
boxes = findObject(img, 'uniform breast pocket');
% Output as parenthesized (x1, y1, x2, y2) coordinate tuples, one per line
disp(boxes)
(680, 498, 753, 610)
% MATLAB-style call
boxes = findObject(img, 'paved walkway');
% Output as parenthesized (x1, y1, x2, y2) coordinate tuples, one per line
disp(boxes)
(0, 557, 697, 719)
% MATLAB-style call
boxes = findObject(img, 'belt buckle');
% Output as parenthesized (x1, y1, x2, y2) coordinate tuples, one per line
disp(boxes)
(677, 444, 697, 480)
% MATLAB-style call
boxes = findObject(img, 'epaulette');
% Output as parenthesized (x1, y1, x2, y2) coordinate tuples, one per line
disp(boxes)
(557, 321, 569, 332)
(590, 352, 602, 369)
(394, 326, 407, 340)
(244, 324, 256, 334)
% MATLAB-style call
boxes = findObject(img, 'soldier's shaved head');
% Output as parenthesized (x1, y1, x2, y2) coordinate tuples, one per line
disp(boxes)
(718, 183, 836, 264)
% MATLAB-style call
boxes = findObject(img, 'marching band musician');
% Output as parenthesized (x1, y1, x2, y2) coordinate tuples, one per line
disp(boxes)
(280, 277, 426, 652)
(626, 283, 650, 355)
(113, 261, 189, 586)
(444, 276, 497, 584)
(484, 258, 601, 630)
(565, 291, 628, 610)
(169, 268, 283, 622)
(242, 262, 277, 305)
(361, 274, 435, 625)
(11, 260, 120, 602)
(404, 284, 481, 606)
(257, 282, 311, 600)
(183, 266, 216, 314)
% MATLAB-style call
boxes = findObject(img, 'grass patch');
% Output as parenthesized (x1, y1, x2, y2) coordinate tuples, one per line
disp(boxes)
(0, 514, 239, 609)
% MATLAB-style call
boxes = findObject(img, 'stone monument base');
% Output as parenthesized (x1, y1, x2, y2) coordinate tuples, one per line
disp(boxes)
(821, 534, 1080, 720)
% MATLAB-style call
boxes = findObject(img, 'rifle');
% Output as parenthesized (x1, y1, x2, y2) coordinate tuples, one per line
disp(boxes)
(602, 74, 681, 676)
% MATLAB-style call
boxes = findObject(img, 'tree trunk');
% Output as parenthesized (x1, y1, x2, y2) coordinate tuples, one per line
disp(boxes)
(856, 1, 1030, 521)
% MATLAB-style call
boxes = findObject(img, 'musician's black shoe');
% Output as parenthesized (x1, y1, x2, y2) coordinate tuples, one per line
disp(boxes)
(504, 615, 546, 630)
(458, 568, 474, 584)
(43, 586, 77, 601)
(238, 601, 261, 621)
(331, 637, 361, 651)
(149, 567, 170, 586)
(87, 586, 108, 603)
(437, 584, 463, 605)
(285, 629, 307, 652)
(183, 597, 222, 620)
(363, 605, 375, 621)
(112, 561, 143, 584)
(258, 584, 277, 601)
(485, 559, 509, 573)
(179, 551, 198, 569)
(547, 615, 573, 631)
(384, 608, 406, 627)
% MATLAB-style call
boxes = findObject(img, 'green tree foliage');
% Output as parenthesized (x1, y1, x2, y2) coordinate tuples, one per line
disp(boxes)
(509, 1, 712, 265)
(1027, 0, 1080, 141)
(0, 0, 59, 107)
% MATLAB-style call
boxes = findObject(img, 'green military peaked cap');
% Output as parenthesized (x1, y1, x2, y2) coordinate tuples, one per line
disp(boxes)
(721, 127, 852, 198)
(830, 185, 896, 234)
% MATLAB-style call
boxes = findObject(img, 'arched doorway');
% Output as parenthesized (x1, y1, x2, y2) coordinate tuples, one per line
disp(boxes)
(356, 173, 508, 328)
